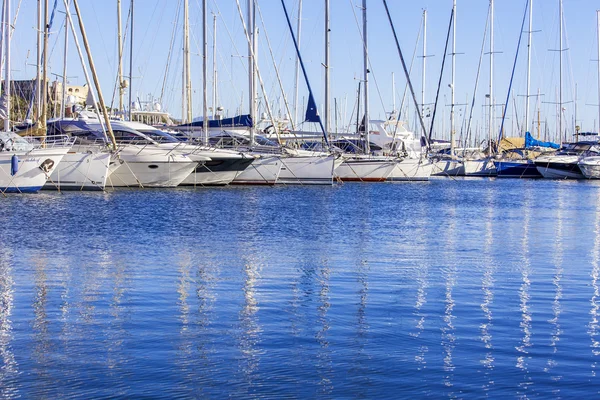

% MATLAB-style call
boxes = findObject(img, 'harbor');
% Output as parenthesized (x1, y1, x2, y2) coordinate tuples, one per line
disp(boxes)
(1, 0, 600, 397)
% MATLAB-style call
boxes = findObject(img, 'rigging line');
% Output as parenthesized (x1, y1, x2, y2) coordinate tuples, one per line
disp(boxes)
(498, 0, 529, 143)
(382, 0, 428, 147)
(211, 0, 247, 74)
(256, 0, 296, 129)
(464, 3, 490, 150)
(235, 0, 281, 142)
(160, 0, 182, 106)
(89, 1, 114, 73)
(110, 6, 131, 113)
(135, 0, 163, 92)
(280, 0, 329, 146)
(428, 8, 453, 143)
(393, 18, 422, 144)
(347, 0, 387, 118)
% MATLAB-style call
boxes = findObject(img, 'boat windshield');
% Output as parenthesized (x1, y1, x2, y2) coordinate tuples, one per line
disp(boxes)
(137, 129, 180, 143)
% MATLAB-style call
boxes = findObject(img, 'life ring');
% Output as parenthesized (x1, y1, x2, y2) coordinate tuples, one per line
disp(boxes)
(39, 159, 55, 173)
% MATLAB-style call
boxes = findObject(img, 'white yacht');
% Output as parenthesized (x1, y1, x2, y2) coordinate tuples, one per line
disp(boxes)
(48, 119, 200, 188)
(0, 133, 70, 193)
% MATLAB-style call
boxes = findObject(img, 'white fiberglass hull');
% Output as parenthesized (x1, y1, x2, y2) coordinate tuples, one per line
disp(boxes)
(45, 151, 111, 191)
(277, 155, 336, 185)
(334, 157, 397, 182)
(232, 155, 282, 185)
(432, 159, 464, 177)
(462, 159, 497, 177)
(0, 148, 68, 193)
(108, 148, 197, 188)
(579, 157, 600, 179)
(388, 158, 434, 181)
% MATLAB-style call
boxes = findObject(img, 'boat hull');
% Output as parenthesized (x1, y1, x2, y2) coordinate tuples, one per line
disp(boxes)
(432, 159, 464, 177)
(181, 158, 254, 186)
(108, 151, 198, 188)
(0, 148, 68, 193)
(578, 163, 600, 179)
(334, 157, 397, 182)
(462, 159, 497, 177)
(44, 151, 111, 191)
(494, 160, 541, 178)
(231, 156, 282, 185)
(534, 162, 584, 179)
(387, 158, 433, 181)
(277, 155, 335, 185)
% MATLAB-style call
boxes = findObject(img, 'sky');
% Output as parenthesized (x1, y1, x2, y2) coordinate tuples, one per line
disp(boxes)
(6, 0, 600, 143)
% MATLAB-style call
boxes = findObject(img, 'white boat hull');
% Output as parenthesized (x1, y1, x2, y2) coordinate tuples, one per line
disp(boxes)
(388, 158, 433, 181)
(0, 148, 68, 193)
(232, 155, 282, 185)
(45, 151, 111, 191)
(432, 159, 464, 177)
(463, 159, 497, 177)
(108, 149, 197, 188)
(277, 155, 336, 185)
(335, 157, 397, 182)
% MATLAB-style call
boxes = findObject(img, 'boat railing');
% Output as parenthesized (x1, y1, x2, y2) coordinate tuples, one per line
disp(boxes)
(24, 135, 77, 149)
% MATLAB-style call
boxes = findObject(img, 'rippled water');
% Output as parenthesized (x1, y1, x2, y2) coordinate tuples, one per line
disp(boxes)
(1, 179, 600, 397)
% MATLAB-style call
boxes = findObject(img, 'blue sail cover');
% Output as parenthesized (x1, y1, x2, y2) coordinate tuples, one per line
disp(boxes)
(525, 131, 559, 149)
(177, 114, 253, 128)
(305, 93, 321, 123)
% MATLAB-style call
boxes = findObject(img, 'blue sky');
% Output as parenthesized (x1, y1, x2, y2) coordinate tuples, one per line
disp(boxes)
(7, 0, 600, 142)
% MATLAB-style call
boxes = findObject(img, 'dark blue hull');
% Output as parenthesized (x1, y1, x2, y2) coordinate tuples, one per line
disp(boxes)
(0, 186, 43, 193)
(494, 161, 542, 178)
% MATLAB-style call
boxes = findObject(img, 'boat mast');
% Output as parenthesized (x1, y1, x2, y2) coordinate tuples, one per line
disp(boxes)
(559, 0, 563, 143)
(212, 13, 217, 117)
(202, 0, 208, 143)
(488, 0, 494, 154)
(248, 0, 255, 143)
(128, 0, 134, 121)
(324, 0, 330, 135)
(41, 0, 49, 130)
(451, 0, 456, 157)
(293, 0, 302, 128)
(182, 0, 192, 124)
(597, 10, 600, 136)
(117, 0, 123, 115)
(36, 0, 42, 121)
(421, 9, 427, 136)
(362, 0, 370, 154)
(69, 0, 118, 148)
(3, 0, 10, 131)
(61, 0, 69, 119)
(525, 0, 533, 133)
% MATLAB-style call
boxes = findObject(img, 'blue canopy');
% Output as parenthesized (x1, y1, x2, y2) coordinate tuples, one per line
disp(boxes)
(177, 114, 253, 128)
(525, 131, 559, 149)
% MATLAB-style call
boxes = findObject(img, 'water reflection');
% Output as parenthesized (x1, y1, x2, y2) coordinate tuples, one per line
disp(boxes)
(442, 185, 458, 390)
(590, 194, 600, 376)
(516, 184, 533, 391)
(545, 187, 564, 388)
(0, 250, 18, 399)
(237, 252, 262, 392)
(480, 185, 496, 390)
(32, 253, 51, 390)
(316, 260, 332, 396)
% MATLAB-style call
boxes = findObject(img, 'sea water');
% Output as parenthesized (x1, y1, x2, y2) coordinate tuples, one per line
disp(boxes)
(1, 179, 600, 398)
